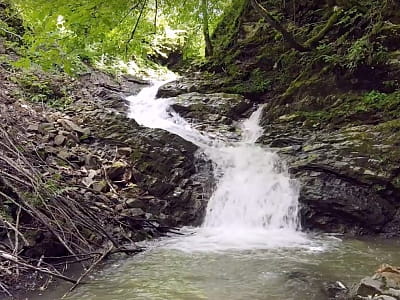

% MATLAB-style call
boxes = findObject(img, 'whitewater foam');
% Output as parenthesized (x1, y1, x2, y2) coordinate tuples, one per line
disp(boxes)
(128, 81, 311, 252)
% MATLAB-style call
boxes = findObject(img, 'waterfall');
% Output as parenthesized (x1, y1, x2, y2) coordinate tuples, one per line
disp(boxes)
(127, 81, 309, 251)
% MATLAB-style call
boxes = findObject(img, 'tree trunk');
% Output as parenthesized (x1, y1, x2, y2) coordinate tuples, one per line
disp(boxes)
(201, 0, 213, 57)
(249, 0, 309, 52)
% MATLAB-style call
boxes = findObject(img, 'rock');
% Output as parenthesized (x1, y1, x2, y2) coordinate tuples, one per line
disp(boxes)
(323, 281, 348, 299)
(58, 118, 90, 136)
(117, 147, 132, 156)
(57, 149, 72, 160)
(92, 180, 108, 192)
(387, 288, 400, 298)
(375, 265, 400, 290)
(350, 265, 400, 300)
(82, 169, 97, 187)
(106, 161, 127, 180)
(125, 198, 145, 209)
(121, 208, 145, 217)
(84, 154, 99, 169)
(115, 204, 124, 212)
(351, 277, 384, 297)
(54, 134, 66, 146)
(259, 118, 400, 235)
(372, 296, 398, 300)
(39, 122, 55, 133)
(27, 124, 39, 132)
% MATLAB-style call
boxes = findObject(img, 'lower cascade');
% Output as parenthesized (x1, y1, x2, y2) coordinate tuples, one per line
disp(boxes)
(127, 81, 309, 251)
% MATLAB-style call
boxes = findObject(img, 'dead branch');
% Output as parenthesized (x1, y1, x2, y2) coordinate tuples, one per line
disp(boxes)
(0, 251, 80, 284)
(62, 243, 114, 298)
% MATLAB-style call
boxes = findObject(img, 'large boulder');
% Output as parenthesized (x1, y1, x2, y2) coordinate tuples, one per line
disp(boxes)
(349, 265, 400, 299)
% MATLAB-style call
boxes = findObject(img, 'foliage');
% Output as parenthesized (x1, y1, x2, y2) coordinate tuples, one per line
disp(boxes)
(8, 0, 232, 74)
(10, 71, 74, 109)
(227, 68, 271, 95)
(297, 91, 400, 127)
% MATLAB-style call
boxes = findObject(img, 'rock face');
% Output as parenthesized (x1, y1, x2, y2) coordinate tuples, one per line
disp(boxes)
(259, 114, 400, 235)
(69, 73, 214, 227)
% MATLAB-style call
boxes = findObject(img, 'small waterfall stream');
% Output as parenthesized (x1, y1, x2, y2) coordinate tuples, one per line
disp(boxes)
(127, 81, 309, 251)
(35, 81, 400, 300)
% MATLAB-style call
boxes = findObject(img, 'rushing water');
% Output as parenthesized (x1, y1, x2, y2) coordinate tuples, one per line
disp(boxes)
(32, 82, 400, 300)
(127, 81, 307, 251)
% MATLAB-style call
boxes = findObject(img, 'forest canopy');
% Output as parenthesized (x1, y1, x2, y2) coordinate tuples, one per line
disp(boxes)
(5, 0, 232, 74)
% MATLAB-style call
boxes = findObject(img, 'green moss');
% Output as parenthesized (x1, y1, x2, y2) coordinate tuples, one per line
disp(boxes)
(376, 119, 400, 133)
(294, 91, 400, 127)
(225, 68, 271, 95)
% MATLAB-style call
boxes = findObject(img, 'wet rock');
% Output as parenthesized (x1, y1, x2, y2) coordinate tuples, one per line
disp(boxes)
(260, 118, 400, 235)
(166, 92, 252, 139)
(349, 265, 400, 299)
(323, 281, 348, 299)
(352, 277, 385, 297)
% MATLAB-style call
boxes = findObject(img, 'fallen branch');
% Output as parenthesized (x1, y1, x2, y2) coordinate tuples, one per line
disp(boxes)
(0, 251, 80, 284)
(62, 244, 114, 298)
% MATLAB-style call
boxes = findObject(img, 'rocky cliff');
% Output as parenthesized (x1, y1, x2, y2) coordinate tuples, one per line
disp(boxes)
(171, 0, 400, 236)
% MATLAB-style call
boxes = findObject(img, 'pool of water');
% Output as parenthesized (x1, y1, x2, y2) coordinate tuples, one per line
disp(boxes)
(31, 234, 400, 300)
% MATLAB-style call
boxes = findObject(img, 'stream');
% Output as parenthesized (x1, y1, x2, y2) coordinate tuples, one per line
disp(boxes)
(32, 82, 400, 300)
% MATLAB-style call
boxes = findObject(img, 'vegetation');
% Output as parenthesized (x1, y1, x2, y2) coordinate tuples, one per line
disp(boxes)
(0, 0, 400, 296)
(2, 0, 233, 74)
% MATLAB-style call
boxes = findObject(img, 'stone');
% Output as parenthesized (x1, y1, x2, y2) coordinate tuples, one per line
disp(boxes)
(372, 296, 397, 300)
(351, 276, 384, 298)
(27, 124, 39, 132)
(92, 180, 108, 192)
(39, 122, 55, 133)
(84, 154, 99, 169)
(58, 118, 90, 136)
(117, 147, 132, 156)
(115, 204, 124, 212)
(121, 208, 145, 217)
(54, 134, 66, 146)
(106, 161, 127, 180)
(125, 198, 145, 209)
(323, 281, 348, 299)
(387, 288, 400, 298)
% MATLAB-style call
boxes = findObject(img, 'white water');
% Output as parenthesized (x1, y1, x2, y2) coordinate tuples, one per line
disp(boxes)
(127, 81, 312, 252)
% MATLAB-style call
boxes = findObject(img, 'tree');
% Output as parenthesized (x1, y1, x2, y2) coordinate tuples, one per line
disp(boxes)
(201, 0, 213, 57)
(249, 0, 344, 52)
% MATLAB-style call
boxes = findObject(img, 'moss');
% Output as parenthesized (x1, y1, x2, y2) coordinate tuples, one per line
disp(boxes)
(225, 68, 271, 95)
(292, 90, 400, 128)
(211, 0, 249, 58)
(376, 119, 400, 133)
